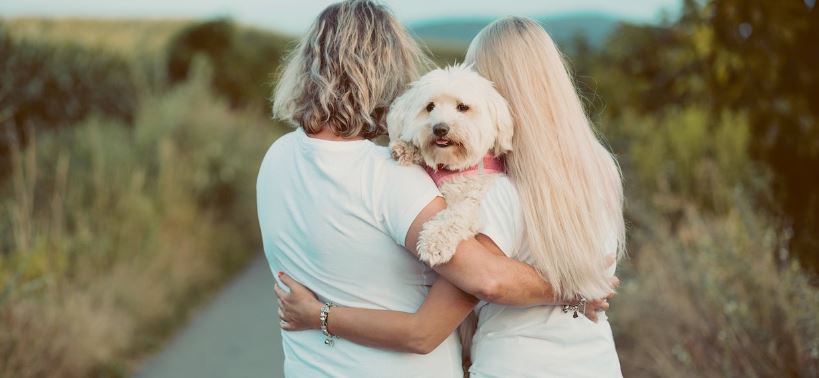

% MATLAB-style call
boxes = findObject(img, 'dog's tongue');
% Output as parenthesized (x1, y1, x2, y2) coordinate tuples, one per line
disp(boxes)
(435, 139, 450, 146)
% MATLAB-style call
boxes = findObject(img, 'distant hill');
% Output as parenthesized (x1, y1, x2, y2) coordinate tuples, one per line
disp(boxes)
(410, 12, 621, 50)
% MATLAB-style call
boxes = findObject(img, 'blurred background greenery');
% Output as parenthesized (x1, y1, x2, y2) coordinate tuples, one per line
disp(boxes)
(0, 0, 817, 377)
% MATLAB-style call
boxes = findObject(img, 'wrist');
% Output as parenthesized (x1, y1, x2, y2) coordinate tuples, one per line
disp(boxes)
(319, 302, 338, 346)
(309, 301, 323, 329)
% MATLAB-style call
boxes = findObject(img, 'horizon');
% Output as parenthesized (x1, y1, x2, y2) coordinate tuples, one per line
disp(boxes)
(0, 0, 681, 34)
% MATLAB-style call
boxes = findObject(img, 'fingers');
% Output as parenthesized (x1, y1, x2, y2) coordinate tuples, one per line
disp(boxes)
(278, 272, 299, 288)
(278, 307, 295, 331)
(606, 291, 617, 300)
(586, 310, 598, 322)
(589, 298, 606, 310)
(605, 254, 616, 268)
(609, 276, 621, 290)
(273, 282, 287, 300)
(279, 272, 317, 297)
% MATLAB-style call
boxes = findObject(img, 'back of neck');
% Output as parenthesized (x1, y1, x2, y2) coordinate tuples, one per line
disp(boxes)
(306, 126, 365, 142)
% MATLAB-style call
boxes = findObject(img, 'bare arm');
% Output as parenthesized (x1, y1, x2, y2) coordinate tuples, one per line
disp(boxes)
(407, 197, 559, 305)
(276, 272, 478, 354)
(275, 270, 612, 354)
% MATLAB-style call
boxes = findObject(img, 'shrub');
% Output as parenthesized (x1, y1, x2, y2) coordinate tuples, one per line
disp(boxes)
(0, 66, 285, 378)
(0, 25, 139, 176)
(605, 107, 761, 213)
(165, 19, 291, 112)
(603, 106, 818, 377)
(612, 198, 819, 377)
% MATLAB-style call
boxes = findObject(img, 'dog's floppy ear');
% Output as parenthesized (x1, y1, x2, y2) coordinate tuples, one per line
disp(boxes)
(387, 84, 424, 164)
(386, 85, 418, 143)
(486, 88, 514, 156)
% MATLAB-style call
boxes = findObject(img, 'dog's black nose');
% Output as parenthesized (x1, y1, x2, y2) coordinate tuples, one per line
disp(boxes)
(432, 123, 449, 137)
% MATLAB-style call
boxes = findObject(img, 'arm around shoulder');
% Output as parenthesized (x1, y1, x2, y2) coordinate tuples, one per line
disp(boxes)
(405, 197, 559, 305)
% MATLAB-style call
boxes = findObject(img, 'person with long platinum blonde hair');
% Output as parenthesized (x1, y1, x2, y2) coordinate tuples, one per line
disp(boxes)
(461, 16, 624, 377)
(467, 17, 626, 302)
(275, 14, 624, 378)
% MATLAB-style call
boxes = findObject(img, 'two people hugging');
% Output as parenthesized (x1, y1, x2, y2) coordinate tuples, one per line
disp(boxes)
(256, 1, 625, 377)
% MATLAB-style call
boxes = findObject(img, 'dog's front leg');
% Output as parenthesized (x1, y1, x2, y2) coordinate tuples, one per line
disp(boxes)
(416, 199, 480, 266)
(389, 139, 423, 166)
(417, 176, 498, 266)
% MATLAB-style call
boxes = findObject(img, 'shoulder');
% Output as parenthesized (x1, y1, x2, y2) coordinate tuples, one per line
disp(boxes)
(257, 130, 298, 177)
(484, 175, 520, 207)
(368, 146, 436, 185)
(262, 129, 298, 163)
(364, 146, 441, 247)
(478, 174, 524, 256)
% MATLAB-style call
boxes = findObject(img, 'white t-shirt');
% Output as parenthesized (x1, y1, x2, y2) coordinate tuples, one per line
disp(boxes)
(256, 128, 462, 378)
(470, 175, 623, 378)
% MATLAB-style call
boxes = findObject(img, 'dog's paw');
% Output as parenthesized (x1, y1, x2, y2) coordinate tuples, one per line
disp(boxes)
(389, 140, 420, 166)
(417, 206, 476, 266)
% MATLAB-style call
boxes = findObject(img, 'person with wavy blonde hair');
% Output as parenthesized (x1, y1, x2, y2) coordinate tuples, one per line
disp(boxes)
(258, 3, 585, 377)
(272, 0, 426, 139)
(273, 13, 623, 378)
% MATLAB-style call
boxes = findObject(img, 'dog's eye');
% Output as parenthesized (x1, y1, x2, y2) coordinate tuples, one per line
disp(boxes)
(457, 103, 470, 112)
(426, 102, 435, 112)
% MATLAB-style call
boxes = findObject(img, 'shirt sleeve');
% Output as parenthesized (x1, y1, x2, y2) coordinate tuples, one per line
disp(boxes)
(378, 159, 442, 247)
(478, 176, 524, 258)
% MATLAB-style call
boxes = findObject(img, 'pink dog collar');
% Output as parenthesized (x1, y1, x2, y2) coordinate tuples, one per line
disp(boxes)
(424, 154, 506, 187)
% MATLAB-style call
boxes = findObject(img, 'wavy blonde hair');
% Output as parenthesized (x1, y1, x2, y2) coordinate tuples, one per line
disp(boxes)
(273, 0, 428, 139)
(466, 17, 626, 300)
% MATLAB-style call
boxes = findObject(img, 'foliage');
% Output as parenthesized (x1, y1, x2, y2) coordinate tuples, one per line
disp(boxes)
(2, 8, 818, 377)
(0, 64, 283, 378)
(598, 106, 818, 377)
(165, 19, 292, 112)
(0, 25, 139, 176)
(614, 199, 818, 378)
(591, 0, 819, 272)
(3, 18, 188, 59)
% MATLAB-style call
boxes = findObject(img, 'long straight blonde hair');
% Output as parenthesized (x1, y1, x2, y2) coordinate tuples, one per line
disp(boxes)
(466, 17, 625, 300)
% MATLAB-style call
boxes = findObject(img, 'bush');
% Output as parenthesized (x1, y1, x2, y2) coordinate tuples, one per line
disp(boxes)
(605, 107, 761, 213)
(0, 25, 139, 175)
(601, 106, 818, 377)
(613, 198, 818, 378)
(0, 66, 285, 378)
(165, 19, 291, 112)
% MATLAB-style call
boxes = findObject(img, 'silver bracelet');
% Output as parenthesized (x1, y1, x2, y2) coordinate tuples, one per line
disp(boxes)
(562, 297, 587, 318)
(320, 302, 337, 346)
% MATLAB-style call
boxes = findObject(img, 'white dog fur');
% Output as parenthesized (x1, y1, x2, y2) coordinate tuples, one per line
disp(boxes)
(387, 64, 513, 266)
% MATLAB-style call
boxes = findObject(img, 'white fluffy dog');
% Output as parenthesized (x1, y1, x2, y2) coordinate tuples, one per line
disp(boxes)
(387, 64, 513, 266)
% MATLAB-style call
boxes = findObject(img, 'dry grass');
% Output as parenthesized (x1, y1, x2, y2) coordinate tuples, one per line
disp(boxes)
(606, 108, 819, 377)
(4, 18, 191, 58)
(612, 196, 818, 377)
(0, 69, 285, 377)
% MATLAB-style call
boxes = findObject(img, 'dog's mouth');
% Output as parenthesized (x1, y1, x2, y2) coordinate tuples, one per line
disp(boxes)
(432, 138, 456, 148)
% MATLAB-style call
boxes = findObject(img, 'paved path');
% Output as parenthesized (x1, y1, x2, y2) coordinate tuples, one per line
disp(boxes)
(135, 255, 284, 378)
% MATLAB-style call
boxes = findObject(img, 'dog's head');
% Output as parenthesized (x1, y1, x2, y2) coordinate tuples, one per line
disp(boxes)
(387, 64, 513, 171)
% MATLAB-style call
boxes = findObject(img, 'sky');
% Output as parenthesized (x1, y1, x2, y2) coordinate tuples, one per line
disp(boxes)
(0, 0, 681, 34)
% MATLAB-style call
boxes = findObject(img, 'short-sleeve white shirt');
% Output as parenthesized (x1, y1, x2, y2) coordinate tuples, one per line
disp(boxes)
(256, 128, 462, 378)
(471, 175, 622, 378)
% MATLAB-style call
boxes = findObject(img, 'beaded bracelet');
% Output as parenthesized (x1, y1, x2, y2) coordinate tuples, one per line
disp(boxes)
(562, 297, 587, 318)
(320, 302, 337, 346)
